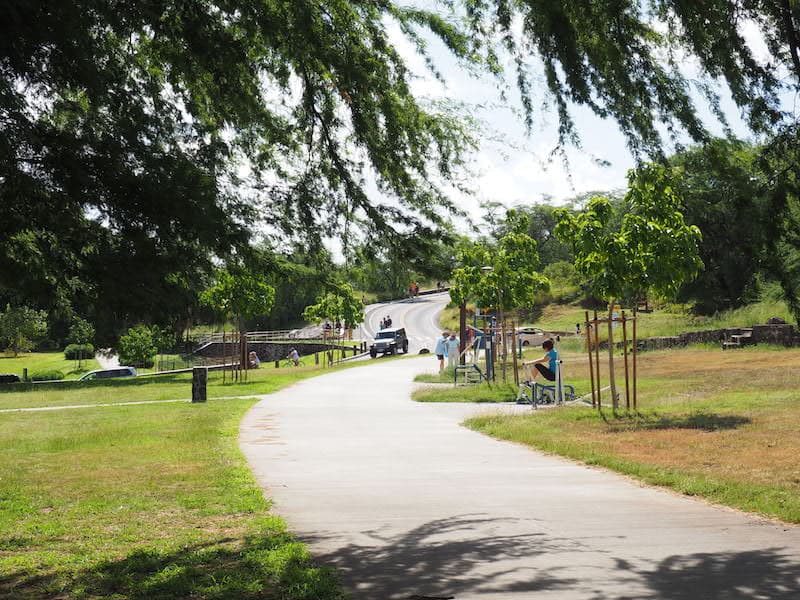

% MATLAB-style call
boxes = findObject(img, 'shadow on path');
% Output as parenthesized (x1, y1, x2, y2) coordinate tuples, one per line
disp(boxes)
(307, 515, 800, 599)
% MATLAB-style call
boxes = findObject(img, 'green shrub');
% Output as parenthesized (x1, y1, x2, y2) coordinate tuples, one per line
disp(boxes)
(30, 370, 64, 382)
(64, 343, 95, 360)
(118, 325, 157, 368)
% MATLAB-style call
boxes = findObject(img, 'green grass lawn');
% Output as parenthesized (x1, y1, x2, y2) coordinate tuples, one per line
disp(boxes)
(453, 346, 800, 524)
(440, 299, 795, 340)
(526, 299, 795, 338)
(0, 357, 386, 411)
(0, 398, 345, 600)
(0, 357, 389, 598)
(0, 352, 100, 380)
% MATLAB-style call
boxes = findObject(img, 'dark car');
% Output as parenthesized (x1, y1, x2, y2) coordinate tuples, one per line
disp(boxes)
(79, 366, 138, 381)
(369, 328, 408, 358)
(0, 373, 21, 384)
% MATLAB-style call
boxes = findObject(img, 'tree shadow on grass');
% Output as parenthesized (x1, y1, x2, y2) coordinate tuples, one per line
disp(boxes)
(600, 410, 751, 433)
(0, 532, 345, 600)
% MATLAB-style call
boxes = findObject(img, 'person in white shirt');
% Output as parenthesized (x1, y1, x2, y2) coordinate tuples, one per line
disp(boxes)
(288, 348, 300, 366)
(445, 333, 460, 368)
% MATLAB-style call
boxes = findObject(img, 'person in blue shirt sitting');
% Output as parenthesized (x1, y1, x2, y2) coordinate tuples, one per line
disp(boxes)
(523, 338, 558, 381)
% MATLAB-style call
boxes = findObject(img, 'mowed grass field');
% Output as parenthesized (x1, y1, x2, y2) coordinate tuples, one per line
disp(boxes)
(0, 356, 378, 411)
(439, 299, 795, 339)
(0, 352, 101, 380)
(0, 362, 365, 599)
(447, 345, 800, 523)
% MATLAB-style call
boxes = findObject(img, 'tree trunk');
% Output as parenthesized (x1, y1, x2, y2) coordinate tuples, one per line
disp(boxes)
(607, 302, 619, 409)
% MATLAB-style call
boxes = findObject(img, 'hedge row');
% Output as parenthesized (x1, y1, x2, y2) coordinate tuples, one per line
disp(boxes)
(64, 344, 95, 360)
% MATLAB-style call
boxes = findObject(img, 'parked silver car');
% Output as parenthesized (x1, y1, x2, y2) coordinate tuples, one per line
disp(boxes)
(79, 366, 138, 381)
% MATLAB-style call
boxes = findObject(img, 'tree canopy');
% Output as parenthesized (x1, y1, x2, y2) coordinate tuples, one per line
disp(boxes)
(555, 165, 703, 304)
(450, 210, 548, 311)
(4, 0, 800, 338)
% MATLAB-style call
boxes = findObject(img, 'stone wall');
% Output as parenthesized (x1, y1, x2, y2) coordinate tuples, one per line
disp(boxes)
(602, 324, 799, 352)
(752, 324, 797, 347)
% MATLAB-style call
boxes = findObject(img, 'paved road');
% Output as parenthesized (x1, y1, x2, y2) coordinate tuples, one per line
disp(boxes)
(356, 292, 451, 354)
(241, 301, 800, 599)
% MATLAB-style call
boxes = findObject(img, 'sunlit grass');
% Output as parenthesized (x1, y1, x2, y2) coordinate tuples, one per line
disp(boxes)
(0, 352, 100, 380)
(460, 345, 800, 523)
(0, 398, 345, 599)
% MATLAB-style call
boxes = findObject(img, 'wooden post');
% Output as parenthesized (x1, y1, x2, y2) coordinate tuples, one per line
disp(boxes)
(511, 321, 519, 386)
(593, 310, 601, 406)
(585, 311, 596, 408)
(459, 301, 467, 366)
(633, 307, 638, 410)
(622, 310, 630, 411)
(222, 330, 227, 384)
(191, 367, 208, 403)
(22, 368, 28, 383)
(315, 352, 319, 365)
(607, 303, 618, 410)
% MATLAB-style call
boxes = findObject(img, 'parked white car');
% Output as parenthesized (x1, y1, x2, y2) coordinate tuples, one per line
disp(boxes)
(515, 326, 548, 347)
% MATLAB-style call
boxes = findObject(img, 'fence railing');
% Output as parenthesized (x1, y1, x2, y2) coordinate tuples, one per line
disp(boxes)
(194, 329, 355, 349)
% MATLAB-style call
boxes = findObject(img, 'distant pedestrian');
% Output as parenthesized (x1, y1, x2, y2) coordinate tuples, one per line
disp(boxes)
(445, 333, 460, 368)
(434, 332, 448, 373)
(288, 348, 300, 366)
(385, 315, 392, 327)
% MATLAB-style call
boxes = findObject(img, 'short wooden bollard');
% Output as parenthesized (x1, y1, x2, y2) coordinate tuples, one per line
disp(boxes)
(274, 360, 279, 368)
(22, 368, 28, 382)
(191, 367, 208, 403)
(315, 352, 319, 365)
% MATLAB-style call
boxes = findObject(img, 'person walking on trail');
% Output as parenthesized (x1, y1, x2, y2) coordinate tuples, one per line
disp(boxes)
(522, 338, 558, 381)
(288, 348, 300, 366)
(445, 332, 460, 369)
(434, 332, 448, 373)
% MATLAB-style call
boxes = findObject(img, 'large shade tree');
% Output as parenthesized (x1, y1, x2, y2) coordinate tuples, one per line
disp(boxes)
(0, 0, 476, 329)
(4, 0, 800, 335)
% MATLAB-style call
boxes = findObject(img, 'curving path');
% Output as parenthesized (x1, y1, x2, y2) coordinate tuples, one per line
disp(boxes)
(356, 292, 451, 354)
(240, 300, 800, 599)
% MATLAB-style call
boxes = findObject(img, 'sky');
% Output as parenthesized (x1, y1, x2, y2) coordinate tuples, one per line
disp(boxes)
(383, 10, 773, 224)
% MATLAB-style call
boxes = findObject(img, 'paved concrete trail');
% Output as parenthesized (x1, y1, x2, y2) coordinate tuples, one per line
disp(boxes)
(241, 301, 800, 599)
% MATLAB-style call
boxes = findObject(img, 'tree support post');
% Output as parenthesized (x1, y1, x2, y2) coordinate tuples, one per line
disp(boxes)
(459, 302, 467, 366)
(593, 310, 602, 407)
(622, 310, 631, 410)
(585, 311, 596, 408)
(633, 307, 639, 410)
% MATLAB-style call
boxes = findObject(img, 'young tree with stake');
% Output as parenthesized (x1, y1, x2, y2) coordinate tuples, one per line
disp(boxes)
(556, 165, 703, 408)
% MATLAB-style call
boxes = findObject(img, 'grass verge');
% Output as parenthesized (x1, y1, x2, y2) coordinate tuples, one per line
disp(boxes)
(413, 382, 518, 403)
(0, 352, 100, 380)
(461, 346, 800, 524)
(0, 398, 346, 599)
(0, 356, 397, 411)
